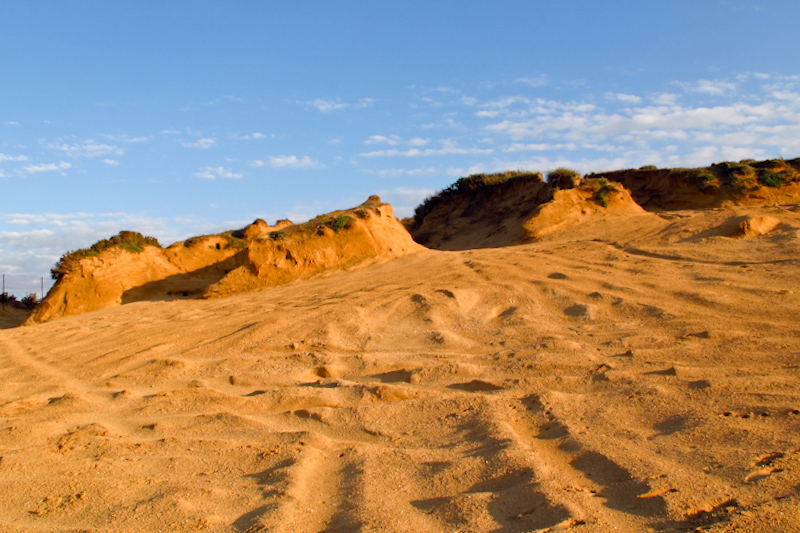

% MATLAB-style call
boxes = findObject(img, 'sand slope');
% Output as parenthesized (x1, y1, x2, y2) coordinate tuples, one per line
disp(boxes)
(2, 203, 799, 532)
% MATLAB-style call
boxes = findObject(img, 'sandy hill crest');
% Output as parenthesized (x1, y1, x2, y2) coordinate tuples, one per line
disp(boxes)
(26, 197, 423, 324)
(409, 171, 646, 250)
(409, 158, 800, 250)
(587, 157, 800, 210)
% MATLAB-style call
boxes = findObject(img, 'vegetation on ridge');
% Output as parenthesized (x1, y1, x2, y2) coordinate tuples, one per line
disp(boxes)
(412, 171, 545, 230)
(51, 231, 161, 280)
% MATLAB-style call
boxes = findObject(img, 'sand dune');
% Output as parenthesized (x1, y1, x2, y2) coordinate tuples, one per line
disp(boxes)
(2, 201, 799, 531)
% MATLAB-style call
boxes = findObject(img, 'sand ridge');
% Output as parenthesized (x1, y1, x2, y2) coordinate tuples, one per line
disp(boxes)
(1, 203, 799, 532)
(27, 197, 422, 325)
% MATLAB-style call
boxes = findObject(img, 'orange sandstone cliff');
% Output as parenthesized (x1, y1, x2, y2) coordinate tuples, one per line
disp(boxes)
(26, 197, 423, 324)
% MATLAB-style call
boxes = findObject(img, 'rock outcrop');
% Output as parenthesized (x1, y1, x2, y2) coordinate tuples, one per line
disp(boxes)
(26, 197, 423, 324)
(409, 172, 644, 249)
(587, 158, 800, 210)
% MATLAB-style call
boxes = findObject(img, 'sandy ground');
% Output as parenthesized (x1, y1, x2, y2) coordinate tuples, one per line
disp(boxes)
(1, 204, 799, 532)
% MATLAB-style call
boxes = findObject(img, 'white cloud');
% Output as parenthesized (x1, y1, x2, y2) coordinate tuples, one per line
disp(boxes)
(379, 187, 439, 218)
(5, 121, 19, 126)
(505, 143, 577, 152)
(232, 132, 270, 141)
(304, 98, 374, 113)
(516, 74, 550, 87)
(0, 212, 228, 276)
(360, 140, 494, 158)
(652, 93, 680, 105)
(194, 166, 242, 179)
(24, 162, 71, 174)
(365, 135, 401, 146)
(612, 93, 642, 104)
(103, 134, 150, 143)
(362, 167, 438, 178)
(103, 159, 120, 166)
(46, 140, 124, 158)
(679, 79, 737, 95)
(182, 138, 216, 149)
(0, 153, 29, 162)
(252, 155, 324, 169)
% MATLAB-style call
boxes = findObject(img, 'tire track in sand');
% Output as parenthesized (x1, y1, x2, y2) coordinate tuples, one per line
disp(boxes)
(0, 330, 113, 405)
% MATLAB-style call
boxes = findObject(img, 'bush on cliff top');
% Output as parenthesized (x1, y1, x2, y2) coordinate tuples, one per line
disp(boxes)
(51, 231, 161, 280)
(412, 171, 544, 229)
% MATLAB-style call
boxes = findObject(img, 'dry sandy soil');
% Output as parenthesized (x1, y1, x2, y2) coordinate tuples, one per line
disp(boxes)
(1, 204, 799, 532)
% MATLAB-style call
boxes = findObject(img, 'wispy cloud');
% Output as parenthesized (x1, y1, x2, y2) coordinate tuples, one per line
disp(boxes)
(303, 98, 375, 113)
(0, 212, 225, 275)
(103, 159, 120, 166)
(24, 162, 71, 174)
(181, 138, 216, 149)
(678, 79, 737, 95)
(231, 131, 270, 141)
(103, 134, 151, 143)
(364, 135, 429, 148)
(362, 166, 438, 178)
(609, 93, 642, 104)
(505, 143, 578, 153)
(194, 166, 242, 179)
(0, 153, 29, 162)
(365, 135, 401, 146)
(252, 155, 324, 169)
(379, 186, 438, 218)
(360, 140, 494, 158)
(516, 74, 550, 87)
(46, 140, 124, 158)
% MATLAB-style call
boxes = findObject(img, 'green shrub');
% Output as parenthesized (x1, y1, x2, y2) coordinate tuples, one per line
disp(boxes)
(596, 190, 609, 208)
(758, 171, 783, 188)
(224, 236, 247, 249)
(331, 215, 352, 233)
(594, 185, 614, 208)
(727, 163, 752, 174)
(270, 230, 286, 240)
(639, 165, 658, 171)
(546, 168, 579, 183)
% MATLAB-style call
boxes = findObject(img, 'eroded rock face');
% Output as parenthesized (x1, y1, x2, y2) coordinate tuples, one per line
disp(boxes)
(410, 176, 644, 250)
(25, 236, 246, 324)
(204, 201, 425, 299)
(26, 198, 423, 324)
(587, 158, 800, 210)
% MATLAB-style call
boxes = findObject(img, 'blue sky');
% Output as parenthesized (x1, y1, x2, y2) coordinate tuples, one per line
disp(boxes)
(2, 0, 800, 287)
